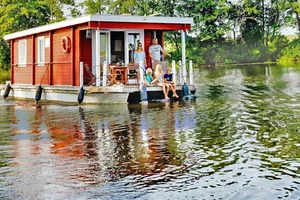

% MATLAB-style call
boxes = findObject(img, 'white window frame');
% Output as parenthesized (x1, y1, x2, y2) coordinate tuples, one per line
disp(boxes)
(38, 36, 45, 66)
(18, 39, 27, 66)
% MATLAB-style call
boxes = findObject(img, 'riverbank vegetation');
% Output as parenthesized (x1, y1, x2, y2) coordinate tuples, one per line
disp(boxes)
(0, 0, 299, 71)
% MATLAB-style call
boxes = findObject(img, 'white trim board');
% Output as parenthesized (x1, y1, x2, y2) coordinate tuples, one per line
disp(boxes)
(4, 15, 193, 41)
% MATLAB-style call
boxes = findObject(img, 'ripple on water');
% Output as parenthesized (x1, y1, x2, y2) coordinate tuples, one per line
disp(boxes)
(2, 65, 300, 199)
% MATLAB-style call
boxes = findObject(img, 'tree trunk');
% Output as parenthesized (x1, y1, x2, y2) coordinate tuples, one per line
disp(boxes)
(296, 12, 300, 38)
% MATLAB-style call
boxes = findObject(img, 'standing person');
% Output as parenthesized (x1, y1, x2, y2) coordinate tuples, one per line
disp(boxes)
(151, 64, 170, 100)
(134, 42, 147, 72)
(164, 67, 179, 98)
(149, 38, 171, 68)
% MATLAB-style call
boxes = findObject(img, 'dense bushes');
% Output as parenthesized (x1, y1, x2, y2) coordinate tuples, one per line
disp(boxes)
(0, 39, 10, 71)
(182, 35, 292, 65)
(278, 38, 300, 64)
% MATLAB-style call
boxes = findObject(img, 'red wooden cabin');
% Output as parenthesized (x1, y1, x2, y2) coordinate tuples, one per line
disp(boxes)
(4, 15, 193, 87)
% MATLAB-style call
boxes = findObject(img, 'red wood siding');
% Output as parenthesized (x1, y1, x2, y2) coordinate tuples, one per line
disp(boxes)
(74, 28, 81, 86)
(35, 33, 50, 85)
(52, 28, 73, 85)
(144, 30, 165, 69)
(144, 31, 152, 69)
(13, 37, 33, 84)
(80, 30, 92, 85)
(74, 24, 90, 86)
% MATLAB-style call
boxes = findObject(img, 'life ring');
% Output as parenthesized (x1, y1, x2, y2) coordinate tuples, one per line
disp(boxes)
(61, 36, 71, 54)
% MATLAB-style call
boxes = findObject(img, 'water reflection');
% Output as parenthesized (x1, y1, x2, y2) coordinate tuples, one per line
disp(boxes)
(1, 64, 300, 199)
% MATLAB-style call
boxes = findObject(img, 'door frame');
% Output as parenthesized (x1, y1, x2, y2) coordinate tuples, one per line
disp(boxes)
(124, 30, 144, 65)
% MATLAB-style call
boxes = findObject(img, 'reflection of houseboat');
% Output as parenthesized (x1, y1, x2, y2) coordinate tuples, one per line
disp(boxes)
(1, 14, 195, 104)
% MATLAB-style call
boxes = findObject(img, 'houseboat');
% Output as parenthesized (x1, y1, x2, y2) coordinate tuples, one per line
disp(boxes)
(0, 14, 196, 104)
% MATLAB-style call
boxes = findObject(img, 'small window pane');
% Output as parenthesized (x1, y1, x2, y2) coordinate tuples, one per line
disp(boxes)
(38, 37, 45, 65)
(18, 40, 26, 66)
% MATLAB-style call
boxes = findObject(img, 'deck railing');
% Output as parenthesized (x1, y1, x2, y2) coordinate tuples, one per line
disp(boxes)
(80, 60, 194, 87)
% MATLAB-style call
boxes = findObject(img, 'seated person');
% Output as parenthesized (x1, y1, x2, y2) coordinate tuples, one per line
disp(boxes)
(164, 67, 179, 98)
(151, 64, 170, 100)
(144, 68, 153, 86)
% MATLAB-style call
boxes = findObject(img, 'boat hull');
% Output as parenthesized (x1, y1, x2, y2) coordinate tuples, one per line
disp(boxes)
(0, 84, 196, 104)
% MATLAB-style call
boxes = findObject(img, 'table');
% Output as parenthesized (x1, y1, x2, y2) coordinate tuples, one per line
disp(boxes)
(109, 66, 128, 85)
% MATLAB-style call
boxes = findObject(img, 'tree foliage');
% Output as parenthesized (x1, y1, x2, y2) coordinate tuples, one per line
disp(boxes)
(0, 0, 79, 70)
(278, 38, 300, 64)
(0, 0, 299, 70)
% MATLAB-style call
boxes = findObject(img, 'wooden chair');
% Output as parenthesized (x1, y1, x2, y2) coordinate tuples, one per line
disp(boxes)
(127, 63, 139, 85)
(84, 64, 96, 86)
(108, 67, 118, 86)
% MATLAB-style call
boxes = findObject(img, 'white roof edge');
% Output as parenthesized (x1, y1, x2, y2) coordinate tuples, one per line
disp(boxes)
(90, 15, 193, 24)
(4, 15, 92, 41)
(4, 14, 193, 41)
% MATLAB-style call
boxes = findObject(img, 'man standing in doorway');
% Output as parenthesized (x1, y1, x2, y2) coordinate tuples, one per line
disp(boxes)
(149, 38, 171, 69)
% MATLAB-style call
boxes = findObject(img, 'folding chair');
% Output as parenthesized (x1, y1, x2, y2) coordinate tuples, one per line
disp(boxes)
(127, 63, 139, 85)
(84, 64, 96, 86)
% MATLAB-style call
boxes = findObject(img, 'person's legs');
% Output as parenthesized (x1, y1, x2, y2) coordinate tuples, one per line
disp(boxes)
(158, 83, 169, 100)
(165, 83, 170, 98)
(171, 84, 179, 98)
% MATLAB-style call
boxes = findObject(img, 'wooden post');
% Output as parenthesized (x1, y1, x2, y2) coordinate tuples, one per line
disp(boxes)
(172, 60, 176, 85)
(10, 40, 14, 84)
(189, 60, 193, 84)
(49, 31, 53, 85)
(179, 60, 182, 84)
(139, 60, 143, 86)
(95, 30, 101, 86)
(181, 30, 187, 83)
(32, 35, 35, 85)
(80, 62, 83, 87)
(71, 27, 75, 86)
(103, 61, 107, 86)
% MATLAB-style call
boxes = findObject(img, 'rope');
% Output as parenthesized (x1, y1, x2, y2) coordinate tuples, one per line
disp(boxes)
(40, 64, 50, 85)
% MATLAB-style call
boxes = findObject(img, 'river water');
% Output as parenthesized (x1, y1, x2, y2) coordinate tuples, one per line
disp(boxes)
(0, 64, 300, 200)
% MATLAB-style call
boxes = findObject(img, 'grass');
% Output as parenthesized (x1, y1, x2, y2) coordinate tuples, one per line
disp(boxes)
(0, 70, 10, 84)
(286, 34, 298, 41)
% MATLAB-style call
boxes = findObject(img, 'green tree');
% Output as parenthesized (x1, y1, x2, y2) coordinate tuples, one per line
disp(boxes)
(283, 0, 300, 37)
(46, 0, 80, 21)
(79, 0, 109, 14)
(0, 0, 78, 70)
(0, 0, 50, 70)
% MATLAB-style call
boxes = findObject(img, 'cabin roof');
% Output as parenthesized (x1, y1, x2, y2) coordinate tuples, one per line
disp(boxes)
(4, 14, 193, 40)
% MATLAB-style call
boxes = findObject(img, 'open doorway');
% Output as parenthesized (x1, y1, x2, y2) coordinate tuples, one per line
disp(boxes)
(110, 31, 124, 64)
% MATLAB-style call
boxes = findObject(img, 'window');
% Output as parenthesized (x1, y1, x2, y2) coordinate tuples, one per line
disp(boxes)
(38, 37, 45, 65)
(18, 39, 27, 66)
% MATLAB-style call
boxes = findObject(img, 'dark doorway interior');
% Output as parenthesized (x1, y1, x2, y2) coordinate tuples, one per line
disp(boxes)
(110, 31, 124, 64)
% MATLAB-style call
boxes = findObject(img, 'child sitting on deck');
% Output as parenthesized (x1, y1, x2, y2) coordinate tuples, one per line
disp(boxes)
(144, 68, 153, 86)
(151, 64, 170, 100)
(164, 67, 179, 98)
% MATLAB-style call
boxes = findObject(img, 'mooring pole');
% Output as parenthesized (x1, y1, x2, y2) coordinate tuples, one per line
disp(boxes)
(179, 60, 182, 84)
(172, 60, 176, 85)
(80, 62, 84, 87)
(189, 60, 193, 85)
(103, 61, 107, 86)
